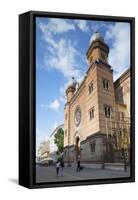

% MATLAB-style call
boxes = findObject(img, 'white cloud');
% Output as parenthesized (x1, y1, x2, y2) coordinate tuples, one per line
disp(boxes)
(49, 18, 75, 33)
(50, 99, 60, 111)
(38, 18, 75, 36)
(105, 23, 130, 80)
(37, 20, 84, 80)
(75, 20, 89, 32)
(44, 38, 82, 79)
(41, 99, 60, 111)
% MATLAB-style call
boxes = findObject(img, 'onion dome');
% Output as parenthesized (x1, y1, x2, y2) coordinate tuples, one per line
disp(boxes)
(67, 77, 77, 88)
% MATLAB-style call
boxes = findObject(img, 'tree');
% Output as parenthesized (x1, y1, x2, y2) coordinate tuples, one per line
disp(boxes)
(112, 127, 130, 171)
(54, 128, 64, 153)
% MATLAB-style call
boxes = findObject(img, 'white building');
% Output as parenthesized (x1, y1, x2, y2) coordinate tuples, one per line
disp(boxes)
(37, 140, 50, 162)
(49, 124, 64, 159)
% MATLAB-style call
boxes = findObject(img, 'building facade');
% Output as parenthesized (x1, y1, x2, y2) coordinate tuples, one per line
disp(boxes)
(37, 140, 50, 162)
(114, 69, 130, 117)
(64, 32, 130, 164)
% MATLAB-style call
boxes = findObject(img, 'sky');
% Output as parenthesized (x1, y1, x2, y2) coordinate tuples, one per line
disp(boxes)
(35, 17, 130, 150)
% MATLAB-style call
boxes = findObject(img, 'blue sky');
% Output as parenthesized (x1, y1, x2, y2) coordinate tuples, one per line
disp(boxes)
(35, 17, 130, 149)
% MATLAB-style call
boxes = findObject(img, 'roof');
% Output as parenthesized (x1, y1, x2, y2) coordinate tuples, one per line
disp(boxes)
(114, 68, 130, 88)
(50, 124, 64, 137)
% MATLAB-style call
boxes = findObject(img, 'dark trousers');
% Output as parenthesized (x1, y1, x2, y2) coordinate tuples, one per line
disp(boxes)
(77, 161, 80, 171)
(56, 167, 59, 176)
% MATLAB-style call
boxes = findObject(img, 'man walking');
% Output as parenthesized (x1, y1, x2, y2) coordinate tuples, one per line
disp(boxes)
(76, 155, 81, 172)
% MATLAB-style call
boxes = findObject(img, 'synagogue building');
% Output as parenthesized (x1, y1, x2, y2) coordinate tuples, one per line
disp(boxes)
(63, 32, 130, 164)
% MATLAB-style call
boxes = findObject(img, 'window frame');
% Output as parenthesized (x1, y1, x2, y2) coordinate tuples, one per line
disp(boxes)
(89, 106, 95, 120)
(90, 141, 96, 153)
(104, 105, 111, 118)
(102, 78, 109, 90)
(89, 81, 94, 95)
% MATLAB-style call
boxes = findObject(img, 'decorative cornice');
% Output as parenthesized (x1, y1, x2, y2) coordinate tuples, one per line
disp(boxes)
(86, 39, 109, 58)
(64, 132, 108, 148)
(80, 132, 102, 144)
(86, 59, 112, 76)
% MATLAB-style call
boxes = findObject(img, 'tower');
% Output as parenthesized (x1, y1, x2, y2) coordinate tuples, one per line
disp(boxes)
(66, 77, 77, 102)
(64, 77, 77, 161)
(86, 32, 109, 64)
(86, 32, 115, 133)
(84, 32, 116, 162)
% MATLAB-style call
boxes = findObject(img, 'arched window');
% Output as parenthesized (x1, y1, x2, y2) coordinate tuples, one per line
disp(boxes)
(103, 79, 109, 90)
(89, 81, 94, 94)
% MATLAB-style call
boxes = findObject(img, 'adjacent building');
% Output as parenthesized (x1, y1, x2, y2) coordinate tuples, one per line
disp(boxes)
(114, 69, 130, 117)
(64, 32, 131, 164)
(49, 124, 64, 160)
(37, 140, 50, 162)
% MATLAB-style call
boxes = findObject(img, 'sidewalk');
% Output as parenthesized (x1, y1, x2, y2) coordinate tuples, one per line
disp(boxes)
(81, 162, 130, 171)
(36, 165, 130, 183)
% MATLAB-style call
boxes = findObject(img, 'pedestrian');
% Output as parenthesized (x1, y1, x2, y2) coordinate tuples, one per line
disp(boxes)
(76, 155, 81, 172)
(60, 159, 64, 177)
(56, 160, 60, 177)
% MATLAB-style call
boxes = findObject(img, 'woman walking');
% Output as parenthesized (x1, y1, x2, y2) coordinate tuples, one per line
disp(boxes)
(60, 159, 65, 177)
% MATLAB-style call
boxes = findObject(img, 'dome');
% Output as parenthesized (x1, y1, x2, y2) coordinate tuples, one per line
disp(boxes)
(67, 77, 77, 88)
(89, 32, 104, 44)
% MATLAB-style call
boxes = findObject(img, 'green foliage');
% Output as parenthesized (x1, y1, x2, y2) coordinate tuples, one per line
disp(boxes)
(111, 128, 130, 171)
(54, 128, 64, 153)
(113, 128, 130, 152)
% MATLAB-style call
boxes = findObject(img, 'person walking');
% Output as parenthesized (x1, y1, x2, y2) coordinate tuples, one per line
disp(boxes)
(56, 160, 60, 177)
(76, 155, 81, 172)
(60, 159, 64, 177)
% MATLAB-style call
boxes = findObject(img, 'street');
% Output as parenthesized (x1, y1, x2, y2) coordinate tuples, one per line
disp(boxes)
(36, 165, 130, 183)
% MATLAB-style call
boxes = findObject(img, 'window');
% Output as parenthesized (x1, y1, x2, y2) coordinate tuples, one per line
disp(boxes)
(65, 113, 67, 120)
(90, 56, 93, 63)
(103, 79, 109, 90)
(101, 53, 105, 61)
(90, 141, 96, 153)
(121, 112, 124, 121)
(104, 106, 111, 118)
(89, 82, 93, 94)
(89, 107, 95, 120)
